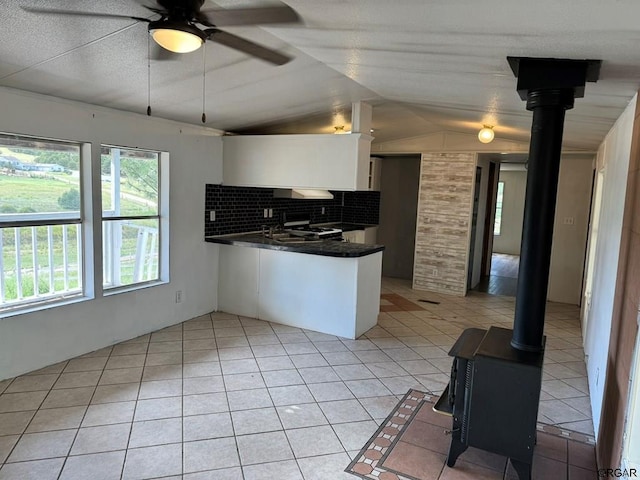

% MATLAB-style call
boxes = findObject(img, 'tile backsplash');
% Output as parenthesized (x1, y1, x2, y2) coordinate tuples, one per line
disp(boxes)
(204, 185, 380, 236)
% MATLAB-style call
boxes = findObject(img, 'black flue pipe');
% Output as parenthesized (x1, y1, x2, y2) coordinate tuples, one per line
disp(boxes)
(511, 89, 575, 351)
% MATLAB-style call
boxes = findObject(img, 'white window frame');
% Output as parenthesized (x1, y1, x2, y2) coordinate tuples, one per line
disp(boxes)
(0, 132, 170, 318)
(494, 181, 505, 236)
(101, 145, 169, 295)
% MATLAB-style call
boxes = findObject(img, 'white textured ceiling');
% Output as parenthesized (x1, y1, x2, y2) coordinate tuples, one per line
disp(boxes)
(3, 0, 640, 149)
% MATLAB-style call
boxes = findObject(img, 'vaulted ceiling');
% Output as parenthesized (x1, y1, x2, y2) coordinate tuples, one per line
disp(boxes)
(3, 0, 640, 150)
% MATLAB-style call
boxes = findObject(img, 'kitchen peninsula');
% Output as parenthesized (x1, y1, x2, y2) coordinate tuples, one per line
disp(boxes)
(206, 233, 384, 339)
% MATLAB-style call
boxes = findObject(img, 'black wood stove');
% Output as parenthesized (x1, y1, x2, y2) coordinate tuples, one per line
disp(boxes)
(433, 57, 601, 480)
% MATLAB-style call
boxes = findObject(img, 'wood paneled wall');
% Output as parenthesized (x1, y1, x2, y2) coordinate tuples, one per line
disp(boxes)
(413, 152, 475, 296)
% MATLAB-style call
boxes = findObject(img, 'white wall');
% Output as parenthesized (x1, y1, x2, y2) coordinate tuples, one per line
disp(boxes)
(493, 169, 527, 255)
(548, 154, 594, 304)
(0, 87, 223, 380)
(584, 94, 636, 437)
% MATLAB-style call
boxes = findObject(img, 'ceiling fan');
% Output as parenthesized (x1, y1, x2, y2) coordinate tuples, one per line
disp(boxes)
(22, 0, 300, 65)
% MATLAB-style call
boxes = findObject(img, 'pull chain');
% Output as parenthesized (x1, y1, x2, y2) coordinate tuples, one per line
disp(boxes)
(147, 35, 152, 116)
(201, 43, 207, 123)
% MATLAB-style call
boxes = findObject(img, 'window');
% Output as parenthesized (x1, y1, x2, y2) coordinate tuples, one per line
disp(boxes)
(494, 181, 505, 235)
(0, 133, 83, 311)
(101, 146, 162, 289)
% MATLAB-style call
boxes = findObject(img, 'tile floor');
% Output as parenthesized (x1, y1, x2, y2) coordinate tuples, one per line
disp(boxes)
(0, 278, 593, 479)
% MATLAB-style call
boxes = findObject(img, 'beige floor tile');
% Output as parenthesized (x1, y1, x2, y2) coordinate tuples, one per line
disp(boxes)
(91, 383, 140, 404)
(0, 435, 20, 463)
(344, 379, 393, 398)
(105, 355, 146, 370)
(262, 370, 303, 388)
(322, 351, 361, 365)
(308, 381, 354, 402)
(248, 336, 282, 348)
(217, 347, 253, 360)
(27, 406, 86, 433)
(145, 352, 182, 367)
(0, 457, 64, 480)
(184, 412, 234, 441)
(5, 374, 59, 393)
(70, 423, 131, 455)
(63, 357, 108, 373)
(242, 460, 303, 480)
(129, 418, 183, 448)
(184, 437, 240, 473)
(236, 431, 293, 466)
(220, 358, 260, 375)
(122, 443, 182, 480)
(298, 366, 341, 384)
(285, 425, 344, 458)
(0, 410, 36, 435)
(183, 349, 219, 364)
(53, 371, 101, 390)
(283, 343, 318, 355)
(184, 469, 242, 479)
(297, 452, 356, 480)
(99, 367, 143, 385)
(41, 387, 94, 409)
(138, 379, 182, 400)
(333, 364, 376, 381)
(142, 364, 183, 381)
(319, 399, 371, 424)
(184, 362, 221, 378)
(268, 385, 315, 406)
(359, 395, 403, 419)
(276, 403, 328, 429)
(227, 388, 273, 411)
(332, 420, 379, 451)
(134, 397, 182, 422)
(111, 343, 148, 356)
(184, 392, 228, 416)
(81, 401, 136, 427)
(8, 429, 76, 462)
(223, 372, 266, 391)
(0, 391, 47, 412)
(184, 376, 225, 395)
(147, 341, 182, 354)
(216, 337, 250, 348)
(255, 356, 294, 371)
(59, 450, 125, 480)
(231, 407, 282, 435)
(128, 417, 182, 448)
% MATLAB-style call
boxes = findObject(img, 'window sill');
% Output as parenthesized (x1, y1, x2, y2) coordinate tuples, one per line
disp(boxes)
(0, 293, 90, 319)
(103, 279, 169, 297)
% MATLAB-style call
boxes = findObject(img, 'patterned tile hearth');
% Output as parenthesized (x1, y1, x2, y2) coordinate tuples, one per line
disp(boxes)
(346, 390, 598, 480)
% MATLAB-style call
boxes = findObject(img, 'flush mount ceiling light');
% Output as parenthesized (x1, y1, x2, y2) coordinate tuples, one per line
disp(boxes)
(149, 21, 206, 53)
(478, 125, 495, 144)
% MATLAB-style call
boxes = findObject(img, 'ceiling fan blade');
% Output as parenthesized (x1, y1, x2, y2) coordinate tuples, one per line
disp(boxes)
(21, 7, 150, 23)
(199, 5, 300, 27)
(206, 29, 292, 65)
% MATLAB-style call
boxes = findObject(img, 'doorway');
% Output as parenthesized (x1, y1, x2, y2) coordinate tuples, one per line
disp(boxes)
(474, 158, 528, 297)
(376, 154, 421, 280)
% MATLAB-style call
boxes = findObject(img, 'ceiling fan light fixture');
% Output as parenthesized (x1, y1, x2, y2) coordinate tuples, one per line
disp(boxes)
(478, 125, 495, 144)
(149, 21, 206, 53)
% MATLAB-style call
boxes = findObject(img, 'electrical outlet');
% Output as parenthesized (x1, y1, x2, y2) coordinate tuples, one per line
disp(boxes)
(209, 210, 216, 222)
(263, 209, 268, 218)
(432, 268, 438, 277)
(268, 208, 273, 218)
(321, 207, 325, 215)
(563, 217, 575, 225)
(175, 290, 183, 304)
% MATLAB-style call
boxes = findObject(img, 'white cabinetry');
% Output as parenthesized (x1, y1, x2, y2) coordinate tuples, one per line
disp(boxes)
(222, 133, 373, 191)
(216, 244, 382, 339)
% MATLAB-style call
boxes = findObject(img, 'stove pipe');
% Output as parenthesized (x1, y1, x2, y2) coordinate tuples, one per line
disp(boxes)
(507, 58, 601, 352)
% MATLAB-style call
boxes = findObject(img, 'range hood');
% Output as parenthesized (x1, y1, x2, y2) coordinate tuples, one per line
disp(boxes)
(273, 188, 334, 200)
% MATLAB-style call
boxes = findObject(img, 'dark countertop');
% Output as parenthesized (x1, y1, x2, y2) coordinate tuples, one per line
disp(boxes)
(205, 233, 385, 258)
